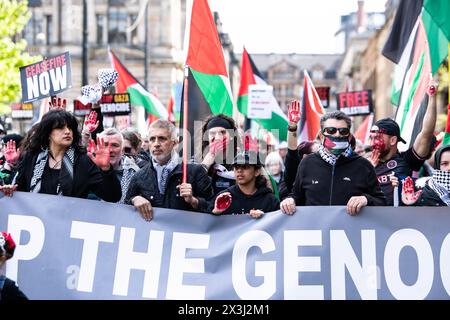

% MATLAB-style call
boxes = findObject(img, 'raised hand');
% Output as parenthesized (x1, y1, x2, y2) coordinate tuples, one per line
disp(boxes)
(427, 78, 438, 96)
(401, 176, 422, 205)
(370, 148, 380, 167)
(0, 184, 18, 197)
(87, 137, 111, 171)
(209, 135, 229, 157)
(48, 96, 67, 110)
(83, 110, 99, 133)
(3, 140, 20, 165)
(212, 192, 232, 214)
(288, 100, 301, 124)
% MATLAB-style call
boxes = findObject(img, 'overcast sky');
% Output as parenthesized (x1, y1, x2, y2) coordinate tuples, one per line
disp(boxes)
(209, 0, 388, 54)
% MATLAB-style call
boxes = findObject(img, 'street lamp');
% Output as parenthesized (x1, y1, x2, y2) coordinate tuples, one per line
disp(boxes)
(82, 0, 88, 86)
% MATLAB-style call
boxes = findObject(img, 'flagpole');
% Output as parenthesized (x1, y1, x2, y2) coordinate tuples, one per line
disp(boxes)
(182, 65, 189, 184)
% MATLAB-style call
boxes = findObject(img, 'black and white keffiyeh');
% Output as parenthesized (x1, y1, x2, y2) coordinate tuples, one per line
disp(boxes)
(98, 68, 119, 91)
(119, 156, 140, 204)
(80, 84, 102, 105)
(318, 145, 353, 166)
(30, 147, 75, 195)
(428, 170, 450, 206)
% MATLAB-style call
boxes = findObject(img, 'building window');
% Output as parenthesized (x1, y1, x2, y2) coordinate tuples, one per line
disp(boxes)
(273, 70, 292, 81)
(108, 6, 127, 44)
(45, 15, 52, 45)
(129, 14, 138, 45)
(23, 8, 44, 45)
(97, 14, 105, 45)
(312, 69, 324, 81)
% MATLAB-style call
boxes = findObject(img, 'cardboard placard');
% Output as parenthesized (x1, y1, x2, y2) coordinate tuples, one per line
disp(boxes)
(73, 99, 92, 117)
(99, 93, 131, 116)
(11, 102, 33, 119)
(247, 85, 273, 119)
(336, 90, 373, 116)
(20, 52, 72, 103)
(316, 86, 330, 108)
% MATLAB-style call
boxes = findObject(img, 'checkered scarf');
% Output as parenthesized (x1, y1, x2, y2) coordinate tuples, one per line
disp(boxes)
(317, 145, 353, 166)
(98, 69, 118, 91)
(30, 147, 75, 195)
(428, 170, 450, 206)
(119, 156, 140, 204)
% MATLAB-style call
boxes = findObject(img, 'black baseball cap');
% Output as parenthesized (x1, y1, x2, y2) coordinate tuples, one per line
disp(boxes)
(232, 150, 262, 167)
(372, 118, 406, 144)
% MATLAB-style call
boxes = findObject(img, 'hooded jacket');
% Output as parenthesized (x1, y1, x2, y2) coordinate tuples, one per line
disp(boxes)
(415, 144, 450, 206)
(291, 152, 386, 206)
(210, 184, 280, 215)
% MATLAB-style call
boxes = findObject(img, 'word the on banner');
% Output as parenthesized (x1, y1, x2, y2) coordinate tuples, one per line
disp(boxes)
(336, 90, 373, 116)
(100, 94, 131, 116)
(20, 52, 72, 103)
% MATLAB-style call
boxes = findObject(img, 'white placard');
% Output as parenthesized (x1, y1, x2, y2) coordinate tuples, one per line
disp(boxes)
(248, 84, 273, 119)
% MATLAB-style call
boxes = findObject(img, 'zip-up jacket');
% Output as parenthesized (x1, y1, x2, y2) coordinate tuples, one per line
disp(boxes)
(291, 152, 386, 206)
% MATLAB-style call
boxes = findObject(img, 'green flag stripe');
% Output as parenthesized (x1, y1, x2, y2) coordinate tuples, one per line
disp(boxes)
(127, 85, 167, 118)
(190, 69, 233, 117)
(236, 94, 248, 115)
(422, 9, 449, 74)
(257, 112, 288, 142)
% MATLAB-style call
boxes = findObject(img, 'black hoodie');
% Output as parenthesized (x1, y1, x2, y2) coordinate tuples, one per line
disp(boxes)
(291, 152, 386, 206)
(210, 184, 280, 215)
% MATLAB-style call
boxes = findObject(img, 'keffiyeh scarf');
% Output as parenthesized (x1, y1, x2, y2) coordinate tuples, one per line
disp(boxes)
(30, 147, 75, 195)
(119, 156, 140, 204)
(428, 170, 450, 206)
(318, 145, 353, 166)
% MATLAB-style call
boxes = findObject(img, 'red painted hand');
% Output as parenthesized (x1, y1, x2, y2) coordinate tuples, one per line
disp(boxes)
(48, 96, 67, 110)
(216, 193, 232, 211)
(87, 137, 111, 170)
(401, 176, 422, 205)
(3, 140, 20, 165)
(210, 136, 229, 157)
(288, 100, 301, 123)
(83, 110, 99, 133)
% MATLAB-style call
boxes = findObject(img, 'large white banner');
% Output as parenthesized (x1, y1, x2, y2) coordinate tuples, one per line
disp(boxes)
(0, 192, 449, 300)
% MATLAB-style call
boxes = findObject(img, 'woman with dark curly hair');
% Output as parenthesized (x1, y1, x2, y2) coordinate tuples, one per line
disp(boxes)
(198, 114, 240, 195)
(0, 109, 121, 201)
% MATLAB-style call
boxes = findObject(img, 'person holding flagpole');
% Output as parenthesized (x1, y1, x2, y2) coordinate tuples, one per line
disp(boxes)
(369, 80, 438, 206)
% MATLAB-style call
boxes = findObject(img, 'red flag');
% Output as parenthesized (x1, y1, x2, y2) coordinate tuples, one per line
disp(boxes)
(299, 70, 325, 141)
(354, 113, 374, 145)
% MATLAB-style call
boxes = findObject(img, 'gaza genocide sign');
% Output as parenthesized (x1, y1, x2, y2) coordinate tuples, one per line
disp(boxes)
(20, 52, 72, 103)
(1, 192, 450, 300)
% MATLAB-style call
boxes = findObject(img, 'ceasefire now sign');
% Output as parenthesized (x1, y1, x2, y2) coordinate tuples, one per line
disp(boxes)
(20, 52, 72, 103)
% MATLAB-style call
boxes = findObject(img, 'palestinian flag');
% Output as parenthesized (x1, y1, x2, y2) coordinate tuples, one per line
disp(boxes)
(181, 0, 233, 144)
(382, 0, 450, 151)
(109, 50, 168, 120)
(354, 113, 374, 146)
(237, 48, 288, 142)
(299, 70, 325, 142)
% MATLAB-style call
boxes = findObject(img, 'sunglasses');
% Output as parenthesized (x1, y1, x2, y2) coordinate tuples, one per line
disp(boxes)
(322, 127, 350, 136)
(123, 147, 132, 154)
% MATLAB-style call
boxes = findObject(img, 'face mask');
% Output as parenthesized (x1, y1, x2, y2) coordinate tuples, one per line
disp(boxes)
(323, 136, 349, 155)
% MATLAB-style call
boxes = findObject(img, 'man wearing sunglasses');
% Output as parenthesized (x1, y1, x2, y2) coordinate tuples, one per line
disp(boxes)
(280, 111, 386, 215)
